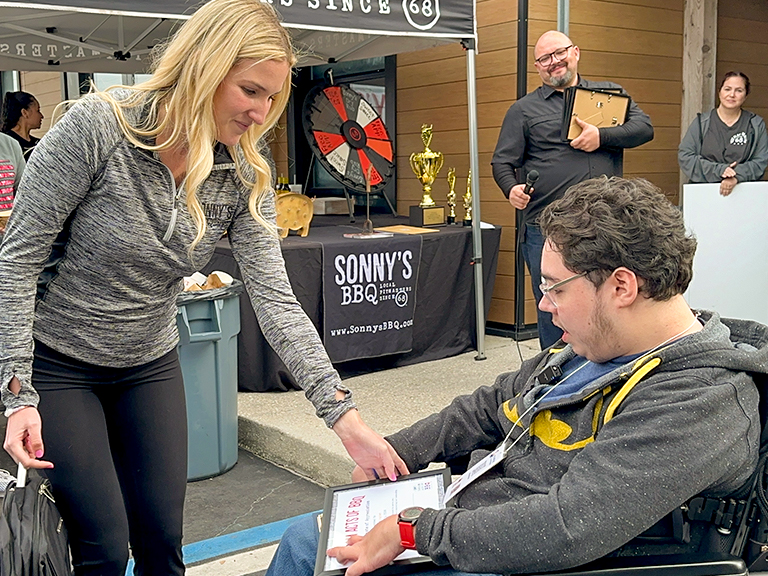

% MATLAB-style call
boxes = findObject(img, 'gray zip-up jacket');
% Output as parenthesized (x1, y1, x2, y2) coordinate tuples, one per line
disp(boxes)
(678, 109, 768, 183)
(386, 312, 765, 574)
(0, 91, 354, 426)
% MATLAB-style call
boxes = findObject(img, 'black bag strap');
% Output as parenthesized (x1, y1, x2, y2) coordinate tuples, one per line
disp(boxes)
(698, 112, 703, 143)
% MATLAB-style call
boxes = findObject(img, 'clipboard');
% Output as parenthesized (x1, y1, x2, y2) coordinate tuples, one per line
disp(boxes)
(314, 468, 452, 576)
(561, 86, 630, 141)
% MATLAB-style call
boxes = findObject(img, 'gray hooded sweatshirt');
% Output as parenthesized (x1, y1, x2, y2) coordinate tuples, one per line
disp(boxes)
(678, 109, 768, 183)
(0, 90, 353, 426)
(387, 312, 765, 574)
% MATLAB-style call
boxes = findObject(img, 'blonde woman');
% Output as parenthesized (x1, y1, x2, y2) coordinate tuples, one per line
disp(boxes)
(0, 1, 406, 573)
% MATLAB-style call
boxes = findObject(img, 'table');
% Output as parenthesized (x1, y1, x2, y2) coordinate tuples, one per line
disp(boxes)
(202, 215, 501, 392)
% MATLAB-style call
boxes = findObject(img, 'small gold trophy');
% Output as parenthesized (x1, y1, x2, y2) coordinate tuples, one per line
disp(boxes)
(409, 124, 446, 226)
(446, 167, 457, 225)
(463, 170, 472, 226)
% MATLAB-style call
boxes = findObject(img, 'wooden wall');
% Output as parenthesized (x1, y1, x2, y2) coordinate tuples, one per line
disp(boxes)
(396, 0, 684, 329)
(571, 0, 683, 200)
(396, 0, 530, 325)
(717, 1, 768, 133)
(18, 71, 61, 137)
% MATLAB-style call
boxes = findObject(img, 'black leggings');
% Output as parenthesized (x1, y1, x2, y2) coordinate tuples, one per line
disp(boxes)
(32, 340, 187, 576)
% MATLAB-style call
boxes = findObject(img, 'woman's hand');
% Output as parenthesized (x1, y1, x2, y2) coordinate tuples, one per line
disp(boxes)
(720, 176, 738, 196)
(351, 465, 369, 483)
(722, 161, 738, 179)
(3, 406, 53, 469)
(332, 409, 409, 481)
(327, 515, 404, 576)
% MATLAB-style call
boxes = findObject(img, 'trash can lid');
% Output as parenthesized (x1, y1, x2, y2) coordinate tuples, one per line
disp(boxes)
(176, 279, 245, 306)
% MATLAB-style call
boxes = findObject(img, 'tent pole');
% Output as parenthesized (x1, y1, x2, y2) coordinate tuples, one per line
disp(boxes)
(463, 39, 486, 361)
(557, 0, 570, 35)
(514, 0, 534, 339)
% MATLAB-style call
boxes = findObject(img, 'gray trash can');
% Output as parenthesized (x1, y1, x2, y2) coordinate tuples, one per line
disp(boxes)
(176, 280, 244, 481)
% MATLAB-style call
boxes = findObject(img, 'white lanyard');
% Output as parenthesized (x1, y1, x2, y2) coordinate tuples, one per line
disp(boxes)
(442, 360, 589, 504)
(442, 316, 700, 505)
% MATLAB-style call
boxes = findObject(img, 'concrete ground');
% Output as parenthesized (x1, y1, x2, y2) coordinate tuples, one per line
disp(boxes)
(238, 335, 541, 487)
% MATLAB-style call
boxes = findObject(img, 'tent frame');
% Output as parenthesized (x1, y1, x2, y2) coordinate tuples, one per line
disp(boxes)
(0, 0, 487, 356)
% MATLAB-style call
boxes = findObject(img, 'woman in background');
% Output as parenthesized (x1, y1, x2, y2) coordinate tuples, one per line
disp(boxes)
(1, 90, 43, 159)
(679, 71, 768, 196)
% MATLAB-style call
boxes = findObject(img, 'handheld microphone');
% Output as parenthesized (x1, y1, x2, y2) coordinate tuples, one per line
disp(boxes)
(523, 170, 539, 195)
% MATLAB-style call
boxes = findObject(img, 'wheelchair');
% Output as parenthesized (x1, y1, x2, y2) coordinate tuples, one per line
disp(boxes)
(562, 401, 768, 576)
(444, 383, 768, 576)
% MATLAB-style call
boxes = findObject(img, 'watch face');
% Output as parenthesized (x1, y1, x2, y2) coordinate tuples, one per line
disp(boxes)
(400, 506, 423, 521)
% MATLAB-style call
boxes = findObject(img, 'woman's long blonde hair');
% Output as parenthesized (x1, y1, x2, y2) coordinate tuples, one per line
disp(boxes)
(97, 0, 296, 248)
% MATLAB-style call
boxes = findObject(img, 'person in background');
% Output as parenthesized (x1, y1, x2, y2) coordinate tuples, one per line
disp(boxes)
(0, 1, 406, 574)
(679, 71, 768, 196)
(1, 90, 43, 160)
(0, 132, 24, 208)
(0, 132, 24, 234)
(492, 30, 653, 350)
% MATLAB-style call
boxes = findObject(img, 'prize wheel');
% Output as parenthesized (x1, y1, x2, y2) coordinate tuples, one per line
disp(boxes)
(302, 83, 395, 194)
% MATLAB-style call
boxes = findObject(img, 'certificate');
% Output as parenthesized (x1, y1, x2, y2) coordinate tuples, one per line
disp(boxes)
(314, 468, 452, 576)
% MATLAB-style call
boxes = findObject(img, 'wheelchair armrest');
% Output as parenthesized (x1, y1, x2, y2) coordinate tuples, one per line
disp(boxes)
(549, 553, 748, 576)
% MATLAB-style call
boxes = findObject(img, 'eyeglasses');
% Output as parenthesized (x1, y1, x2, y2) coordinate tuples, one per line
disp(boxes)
(540, 271, 587, 308)
(535, 45, 573, 67)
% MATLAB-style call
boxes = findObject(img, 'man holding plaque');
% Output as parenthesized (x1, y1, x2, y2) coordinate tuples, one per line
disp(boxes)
(492, 30, 654, 349)
(265, 176, 767, 576)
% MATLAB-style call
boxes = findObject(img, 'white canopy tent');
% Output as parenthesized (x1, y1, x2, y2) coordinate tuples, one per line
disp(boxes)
(0, 0, 489, 355)
(0, 1, 475, 71)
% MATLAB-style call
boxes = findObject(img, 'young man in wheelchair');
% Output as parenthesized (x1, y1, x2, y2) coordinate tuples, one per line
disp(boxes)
(267, 176, 768, 576)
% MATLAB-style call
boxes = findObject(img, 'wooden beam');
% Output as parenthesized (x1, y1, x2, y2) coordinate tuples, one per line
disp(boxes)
(681, 0, 717, 195)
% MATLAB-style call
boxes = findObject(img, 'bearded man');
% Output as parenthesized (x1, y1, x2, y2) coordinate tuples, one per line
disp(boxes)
(492, 30, 654, 349)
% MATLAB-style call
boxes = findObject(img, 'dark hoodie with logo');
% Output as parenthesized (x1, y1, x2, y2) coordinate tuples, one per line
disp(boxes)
(0, 90, 353, 426)
(386, 311, 766, 575)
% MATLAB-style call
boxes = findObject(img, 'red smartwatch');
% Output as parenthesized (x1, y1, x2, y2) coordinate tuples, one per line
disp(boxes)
(398, 507, 424, 550)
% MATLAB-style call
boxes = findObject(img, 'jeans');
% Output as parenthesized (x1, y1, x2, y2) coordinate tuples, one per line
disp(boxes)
(265, 514, 498, 576)
(521, 223, 563, 349)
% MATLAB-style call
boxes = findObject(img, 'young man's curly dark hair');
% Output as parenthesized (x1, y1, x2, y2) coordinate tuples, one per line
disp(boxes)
(538, 176, 697, 301)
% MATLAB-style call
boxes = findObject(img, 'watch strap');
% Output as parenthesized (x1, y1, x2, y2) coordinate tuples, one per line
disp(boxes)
(398, 518, 417, 549)
(398, 507, 422, 550)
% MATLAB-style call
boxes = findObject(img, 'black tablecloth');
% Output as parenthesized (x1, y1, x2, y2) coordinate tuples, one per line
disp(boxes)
(202, 215, 502, 392)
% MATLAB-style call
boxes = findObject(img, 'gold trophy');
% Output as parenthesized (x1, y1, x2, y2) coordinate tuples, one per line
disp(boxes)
(446, 167, 457, 225)
(463, 170, 472, 226)
(409, 124, 446, 226)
